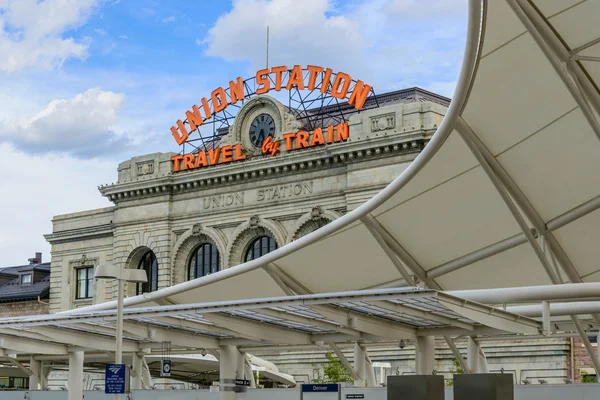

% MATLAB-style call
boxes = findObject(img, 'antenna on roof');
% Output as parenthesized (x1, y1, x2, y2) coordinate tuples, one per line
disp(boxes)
(266, 25, 269, 69)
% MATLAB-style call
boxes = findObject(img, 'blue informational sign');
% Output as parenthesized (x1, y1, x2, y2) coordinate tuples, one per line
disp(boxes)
(302, 384, 340, 392)
(105, 364, 127, 394)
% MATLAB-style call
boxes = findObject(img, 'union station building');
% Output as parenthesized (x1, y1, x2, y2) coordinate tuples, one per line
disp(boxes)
(31, 83, 586, 386)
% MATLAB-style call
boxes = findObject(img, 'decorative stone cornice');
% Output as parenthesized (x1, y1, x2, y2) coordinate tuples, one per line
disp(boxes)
(98, 132, 429, 204)
(44, 223, 114, 244)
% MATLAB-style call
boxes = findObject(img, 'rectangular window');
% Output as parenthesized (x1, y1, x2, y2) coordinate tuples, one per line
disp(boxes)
(21, 274, 32, 284)
(75, 266, 95, 299)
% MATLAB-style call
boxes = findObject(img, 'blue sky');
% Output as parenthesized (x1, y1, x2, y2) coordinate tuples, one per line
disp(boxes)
(0, 0, 467, 265)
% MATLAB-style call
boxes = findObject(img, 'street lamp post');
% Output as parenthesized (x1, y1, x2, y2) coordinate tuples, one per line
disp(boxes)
(95, 264, 147, 400)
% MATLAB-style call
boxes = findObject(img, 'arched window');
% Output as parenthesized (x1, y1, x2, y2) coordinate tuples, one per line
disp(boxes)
(137, 250, 158, 295)
(188, 243, 220, 280)
(244, 236, 278, 262)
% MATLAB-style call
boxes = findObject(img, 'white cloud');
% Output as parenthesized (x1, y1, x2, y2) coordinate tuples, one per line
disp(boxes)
(94, 27, 108, 36)
(119, 35, 128, 39)
(204, 0, 363, 75)
(0, 143, 114, 266)
(0, 0, 100, 72)
(203, 0, 467, 94)
(162, 15, 176, 23)
(0, 88, 130, 156)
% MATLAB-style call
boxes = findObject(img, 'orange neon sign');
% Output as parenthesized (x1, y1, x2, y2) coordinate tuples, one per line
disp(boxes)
(170, 65, 372, 145)
(171, 122, 349, 173)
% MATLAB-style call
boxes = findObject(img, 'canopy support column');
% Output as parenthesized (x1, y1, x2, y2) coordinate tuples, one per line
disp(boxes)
(242, 353, 256, 388)
(236, 349, 245, 380)
(68, 350, 84, 400)
(416, 336, 435, 375)
(131, 353, 143, 390)
(443, 337, 471, 374)
(141, 357, 154, 389)
(364, 351, 377, 387)
(40, 362, 50, 390)
(220, 345, 239, 400)
(467, 338, 488, 374)
(467, 338, 480, 374)
(353, 342, 366, 387)
(29, 356, 41, 390)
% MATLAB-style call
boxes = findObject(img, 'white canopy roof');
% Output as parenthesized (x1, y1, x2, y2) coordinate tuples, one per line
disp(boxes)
(62, 0, 600, 311)
(1, 0, 600, 374)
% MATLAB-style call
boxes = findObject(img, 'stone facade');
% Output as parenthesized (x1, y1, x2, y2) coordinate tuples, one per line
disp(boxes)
(44, 89, 445, 313)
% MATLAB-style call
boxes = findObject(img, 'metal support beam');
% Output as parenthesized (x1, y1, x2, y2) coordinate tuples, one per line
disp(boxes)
(0, 335, 67, 355)
(361, 215, 416, 286)
(34, 327, 139, 353)
(371, 192, 600, 290)
(456, 114, 594, 296)
(542, 301, 551, 336)
(205, 313, 311, 345)
(314, 305, 416, 341)
(362, 214, 441, 290)
(254, 307, 361, 336)
(456, 117, 560, 284)
(369, 300, 474, 331)
(428, 234, 528, 279)
(1, 357, 33, 377)
(513, 0, 600, 118)
(141, 357, 154, 389)
(327, 341, 361, 381)
(264, 264, 296, 296)
(121, 322, 219, 349)
(416, 336, 435, 375)
(443, 337, 471, 374)
(268, 264, 312, 295)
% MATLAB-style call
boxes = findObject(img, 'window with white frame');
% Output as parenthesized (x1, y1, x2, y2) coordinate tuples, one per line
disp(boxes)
(75, 266, 95, 299)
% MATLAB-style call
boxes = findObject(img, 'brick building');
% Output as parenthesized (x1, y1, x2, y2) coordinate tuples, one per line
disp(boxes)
(0, 252, 50, 318)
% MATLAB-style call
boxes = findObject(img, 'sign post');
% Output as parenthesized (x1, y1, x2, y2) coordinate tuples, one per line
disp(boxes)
(105, 364, 129, 395)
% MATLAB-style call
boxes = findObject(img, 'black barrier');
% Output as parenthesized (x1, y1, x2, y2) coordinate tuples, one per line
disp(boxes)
(386, 375, 444, 400)
(454, 373, 514, 400)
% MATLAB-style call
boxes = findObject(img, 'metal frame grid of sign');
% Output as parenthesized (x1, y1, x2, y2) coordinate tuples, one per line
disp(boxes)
(170, 65, 379, 156)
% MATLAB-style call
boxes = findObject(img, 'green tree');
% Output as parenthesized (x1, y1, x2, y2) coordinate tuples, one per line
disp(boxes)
(581, 371, 597, 384)
(445, 357, 464, 386)
(312, 351, 354, 384)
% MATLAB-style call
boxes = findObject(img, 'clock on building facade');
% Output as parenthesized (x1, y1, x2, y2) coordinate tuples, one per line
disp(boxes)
(249, 113, 275, 147)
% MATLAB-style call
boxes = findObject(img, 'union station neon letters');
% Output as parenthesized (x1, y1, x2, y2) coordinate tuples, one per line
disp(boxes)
(171, 122, 349, 173)
(170, 65, 368, 173)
